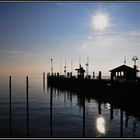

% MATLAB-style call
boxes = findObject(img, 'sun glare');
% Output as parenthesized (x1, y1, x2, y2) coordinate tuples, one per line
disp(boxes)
(91, 13, 110, 31)
(96, 116, 106, 134)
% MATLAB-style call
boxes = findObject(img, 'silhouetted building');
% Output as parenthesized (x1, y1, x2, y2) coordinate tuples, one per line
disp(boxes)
(75, 65, 85, 79)
(110, 65, 139, 82)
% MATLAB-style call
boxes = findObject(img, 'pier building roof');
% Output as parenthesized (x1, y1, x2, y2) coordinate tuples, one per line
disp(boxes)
(110, 65, 139, 72)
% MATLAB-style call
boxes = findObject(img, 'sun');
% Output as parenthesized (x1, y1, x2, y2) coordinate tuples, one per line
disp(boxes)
(91, 13, 110, 31)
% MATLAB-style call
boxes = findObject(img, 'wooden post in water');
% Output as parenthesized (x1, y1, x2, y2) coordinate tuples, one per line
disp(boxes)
(93, 72, 95, 79)
(98, 71, 101, 80)
(9, 76, 12, 136)
(50, 86, 53, 137)
(64, 92, 66, 104)
(83, 97, 85, 137)
(43, 72, 45, 90)
(125, 112, 129, 128)
(26, 76, 29, 136)
(110, 104, 114, 120)
(98, 100, 101, 115)
(120, 109, 123, 137)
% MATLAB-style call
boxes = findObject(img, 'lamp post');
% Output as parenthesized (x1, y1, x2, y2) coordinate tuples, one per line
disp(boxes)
(132, 56, 138, 66)
(51, 58, 53, 75)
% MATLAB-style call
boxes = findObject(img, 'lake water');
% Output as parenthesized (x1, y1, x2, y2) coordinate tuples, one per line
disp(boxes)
(0, 74, 140, 138)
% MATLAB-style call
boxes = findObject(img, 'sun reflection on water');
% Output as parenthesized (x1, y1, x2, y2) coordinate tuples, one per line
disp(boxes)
(96, 115, 106, 135)
(106, 103, 111, 110)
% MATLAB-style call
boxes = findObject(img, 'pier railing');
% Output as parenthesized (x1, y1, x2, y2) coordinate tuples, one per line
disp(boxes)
(47, 73, 111, 81)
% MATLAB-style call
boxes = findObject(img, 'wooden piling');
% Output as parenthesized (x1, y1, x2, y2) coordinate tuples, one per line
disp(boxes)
(57, 72, 59, 77)
(50, 87, 53, 137)
(125, 112, 128, 128)
(70, 72, 72, 78)
(83, 97, 85, 137)
(64, 92, 66, 103)
(120, 109, 123, 137)
(110, 104, 114, 120)
(98, 71, 101, 80)
(9, 76, 12, 136)
(43, 72, 45, 89)
(98, 101, 101, 114)
(93, 72, 95, 79)
(26, 76, 29, 136)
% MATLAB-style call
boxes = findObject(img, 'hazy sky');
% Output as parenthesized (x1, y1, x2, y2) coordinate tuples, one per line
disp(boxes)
(1, 2, 140, 76)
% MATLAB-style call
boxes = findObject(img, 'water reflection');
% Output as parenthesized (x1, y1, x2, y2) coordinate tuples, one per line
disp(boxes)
(98, 100, 102, 115)
(106, 103, 111, 110)
(96, 115, 106, 136)
(48, 84, 140, 137)
(2, 75, 140, 137)
(110, 104, 114, 120)
(125, 112, 129, 128)
(120, 109, 123, 137)
(82, 96, 85, 137)
(132, 117, 137, 137)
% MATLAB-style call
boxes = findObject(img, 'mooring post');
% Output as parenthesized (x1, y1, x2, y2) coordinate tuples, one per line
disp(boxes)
(93, 72, 95, 79)
(98, 71, 101, 80)
(98, 101, 102, 115)
(70, 72, 72, 78)
(125, 112, 128, 128)
(9, 76, 12, 136)
(83, 97, 85, 137)
(26, 76, 29, 136)
(64, 92, 66, 104)
(110, 104, 114, 120)
(43, 72, 45, 89)
(120, 109, 123, 137)
(50, 86, 53, 137)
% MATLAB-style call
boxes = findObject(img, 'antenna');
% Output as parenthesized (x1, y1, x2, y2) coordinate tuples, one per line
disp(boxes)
(132, 56, 138, 66)
(71, 59, 73, 73)
(79, 57, 81, 67)
(86, 56, 89, 76)
(51, 58, 53, 75)
(60, 60, 62, 75)
(124, 56, 126, 65)
(64, 59, 67, 76)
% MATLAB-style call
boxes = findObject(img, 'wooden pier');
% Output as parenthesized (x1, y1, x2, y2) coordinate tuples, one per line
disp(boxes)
(47, 74, 140, 119)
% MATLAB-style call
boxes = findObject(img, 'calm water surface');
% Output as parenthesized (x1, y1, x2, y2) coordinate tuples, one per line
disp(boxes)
(0, 74, 140, 138)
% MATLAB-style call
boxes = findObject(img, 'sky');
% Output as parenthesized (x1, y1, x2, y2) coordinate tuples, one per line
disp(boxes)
(1, 2, 140, 76)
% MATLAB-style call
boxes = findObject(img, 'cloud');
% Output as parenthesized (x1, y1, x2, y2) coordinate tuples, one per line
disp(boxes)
(88, 30, 140, 38)
(50, 36, 68, 44)
(79, 29, 140, 58)
(88, 35, 93, 40)
(127, 31, 140, 37)
(0, 49, 44, 66)
(0, 50, 37, 58)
